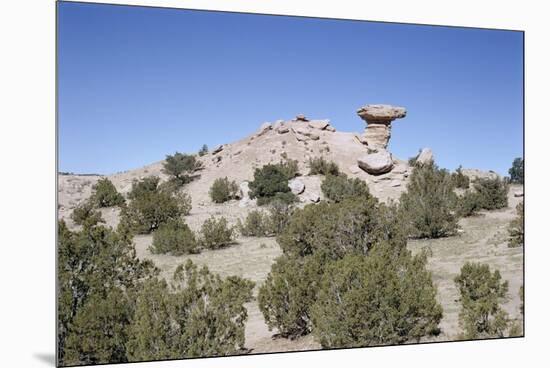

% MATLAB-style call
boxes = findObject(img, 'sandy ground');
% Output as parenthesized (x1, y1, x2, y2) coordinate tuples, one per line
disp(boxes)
(58, 122, 523, 352)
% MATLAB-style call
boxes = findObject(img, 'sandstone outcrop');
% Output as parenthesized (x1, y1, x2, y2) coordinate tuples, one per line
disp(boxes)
(416, 148, 434, 165)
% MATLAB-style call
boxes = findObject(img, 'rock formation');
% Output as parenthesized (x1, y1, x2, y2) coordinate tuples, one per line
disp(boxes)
(357, 104, 406, 152)
(415, 148, 434, 165)
(355, 104, 406, 175)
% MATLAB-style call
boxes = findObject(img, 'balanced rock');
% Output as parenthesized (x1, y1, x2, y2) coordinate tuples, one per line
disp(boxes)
(357, 104, 407, 151)
(357, 149, 394, 175)
(288, 178, 305, 195)
(416, 148, 433, 165)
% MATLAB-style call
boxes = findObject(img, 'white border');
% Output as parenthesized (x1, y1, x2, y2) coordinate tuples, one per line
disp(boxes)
(1, 1, 549, 367)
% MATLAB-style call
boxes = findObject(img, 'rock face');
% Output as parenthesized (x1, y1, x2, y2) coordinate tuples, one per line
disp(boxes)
(288, 178, 305, 195)
(308, 119, 330, 130)
(357, 150, 394, 175)
(356, 104, 407, 151)
(292, 125, 320, 141)
(416, 148, 434, 165)
(256, 122, 272, 137)
(212, 145, 224, 154)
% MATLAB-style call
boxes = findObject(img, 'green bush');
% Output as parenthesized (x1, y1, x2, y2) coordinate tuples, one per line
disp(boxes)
(311, 247, 442, 348)
(266, 199, 295, 235)
(199, 216, 235, 249)
(120, 176, 192, 234)
(451, 166, 470, 189)
(454, 262, 509, 339)
(277, 197, 405, 260)
(508, 157, 524, 184)
(71, 201, 104, 227)
(237, 210, 272, 237)
(90, 178, 125, 207)
(258, 254, 327, 338)
(308, 157, 340, 176)
(455, 191, 482, 217)
(126, 261, 254, 361)
(198, 144, 208, 157)
(473, 177, 509, 210)
(209, 177, 239, 203)
(399, 163, 459, 238)
(321, 174, 371, 203)
(249, 164, 297, 206)
(508, 201, 524, 247)
(162, 152, 203, 187)
(150, 219, 198, 255)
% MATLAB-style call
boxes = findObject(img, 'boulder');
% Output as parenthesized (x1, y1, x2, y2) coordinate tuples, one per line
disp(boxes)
(212, 144, 224, 154)
(288, 178, 305, 195)
(238, 181, 252, 207)
(325, 125, 336, 132)
(514, 190, 524, 198)
(294, 114, 309, 122)
(256, 122, 272, 136)
(357, 150, 394, 175)
(308, 119, 330, 130)
(416, 148, 434, 165)
(304, 192, 320, 203)
(276, 124, 290, 134)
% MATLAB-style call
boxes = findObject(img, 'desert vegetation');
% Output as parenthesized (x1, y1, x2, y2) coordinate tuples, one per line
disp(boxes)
(249, 162, 298, 205)
(162, 152, 203, 188)
(209, 177, 240, 203)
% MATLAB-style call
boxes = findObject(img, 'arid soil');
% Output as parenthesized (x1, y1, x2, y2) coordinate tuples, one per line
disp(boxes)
(58, 122, 523, 353)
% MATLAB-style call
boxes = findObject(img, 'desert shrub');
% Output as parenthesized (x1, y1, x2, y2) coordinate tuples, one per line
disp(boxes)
(90, 178, 125, 207)
(508, 157, 524, 184)
(126, 261, 254, 361)
(162, 152, 203, 187)
(267, 199, 295, 235)
(71, 201, 104, 227)
(120, 176, 192, 234)
(276, 159, 300, 179)
(198, 144, 208, 157)
(321, 174, 371, 203)
(311, 247, 442, 348)
(249, 164, 297, 206)
(473, 177, 509, 210)
(508, 201, 524, 247)
(277, 197, 406, 260)
(150, 219, 198, 255)
(258, 253, 327, 338)
(455, 191, 482, 217)
(209, 177, 239, 203)
(308, 157, 340, 176)
(199, 216, 235, 249)
(451, 166, 470, 189)
(454, 262, 509, 339)
(237, 210, 272, 237)
(399, 163, 459, 238)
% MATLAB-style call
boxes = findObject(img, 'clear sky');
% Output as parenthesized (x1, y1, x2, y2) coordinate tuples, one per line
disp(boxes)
(57, 2, 523, 176)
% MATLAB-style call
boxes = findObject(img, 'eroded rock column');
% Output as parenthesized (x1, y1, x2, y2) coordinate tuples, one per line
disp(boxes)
(357, 104, 406, 152)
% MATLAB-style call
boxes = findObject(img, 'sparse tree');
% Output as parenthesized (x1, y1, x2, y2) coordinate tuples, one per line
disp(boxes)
(508, 157, 524, 184)
(454, 262, 509, 339)
(198, 144, 209, 157)
(90, 178, 125, 207)
(71, 200, 104, 227)
(209, 177, 239, 203)
(249, 164, 297, 206)
(162, 152, 203, 187)
(399, 163, 458, 238)
(237, 210, 272, 237)
(508, 201, 524, 247)
(120, 176, 191, 234)
(473, 177, 509, 210)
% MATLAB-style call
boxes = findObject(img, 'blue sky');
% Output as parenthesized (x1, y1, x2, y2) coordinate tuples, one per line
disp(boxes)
(57, 2, 523, 175)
